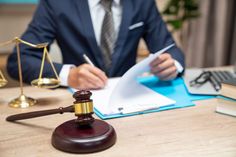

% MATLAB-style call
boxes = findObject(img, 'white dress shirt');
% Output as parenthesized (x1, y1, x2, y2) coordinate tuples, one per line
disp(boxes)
(59, 0, 183, 86)
(88, 0, 122, 45)
(59, 0, 122, 86)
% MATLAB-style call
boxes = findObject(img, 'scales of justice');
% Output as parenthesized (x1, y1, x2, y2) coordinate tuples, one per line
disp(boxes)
(0, 37, 60, 108)
(2, 37, 117, 153)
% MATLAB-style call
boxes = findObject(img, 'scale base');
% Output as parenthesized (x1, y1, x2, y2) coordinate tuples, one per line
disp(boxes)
(52, 119, 116, 153)
(9, 94, 37, 108)
(0, 79, 7, 87)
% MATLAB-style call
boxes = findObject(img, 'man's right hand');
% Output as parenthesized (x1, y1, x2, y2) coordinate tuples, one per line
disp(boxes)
(68, 64, 108, 90)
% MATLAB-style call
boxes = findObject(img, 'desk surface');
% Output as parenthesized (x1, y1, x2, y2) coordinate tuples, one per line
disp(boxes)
(0, 86, 236, 157)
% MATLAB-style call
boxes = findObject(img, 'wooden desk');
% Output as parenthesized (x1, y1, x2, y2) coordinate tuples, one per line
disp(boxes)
(0, 86, 236, 157)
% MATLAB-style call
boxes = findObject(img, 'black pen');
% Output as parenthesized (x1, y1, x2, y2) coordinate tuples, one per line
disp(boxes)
(209, 75, 221, 91)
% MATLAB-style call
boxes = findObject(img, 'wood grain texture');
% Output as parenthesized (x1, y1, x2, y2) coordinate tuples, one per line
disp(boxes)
(0, 86, 236, 157)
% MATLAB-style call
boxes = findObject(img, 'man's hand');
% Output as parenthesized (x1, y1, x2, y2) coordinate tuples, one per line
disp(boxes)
(150, 53, 178, 81)
(68, 64, 108, 90)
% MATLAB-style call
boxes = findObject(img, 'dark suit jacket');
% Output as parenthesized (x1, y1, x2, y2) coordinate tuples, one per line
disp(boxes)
(7, 0, 185, 83)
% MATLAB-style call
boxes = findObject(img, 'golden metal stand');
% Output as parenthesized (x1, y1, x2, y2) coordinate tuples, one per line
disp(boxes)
(0, 70, 8, 87)
(31, 46, 60, 88)
(0, 37, 60, 108)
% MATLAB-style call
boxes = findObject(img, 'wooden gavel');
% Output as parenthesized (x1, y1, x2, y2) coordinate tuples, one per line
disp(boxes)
(6, 90, 95, 126)
(6, 90, 117, 153)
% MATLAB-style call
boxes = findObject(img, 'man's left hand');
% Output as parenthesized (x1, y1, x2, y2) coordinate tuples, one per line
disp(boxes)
(150, 53, 178, 81)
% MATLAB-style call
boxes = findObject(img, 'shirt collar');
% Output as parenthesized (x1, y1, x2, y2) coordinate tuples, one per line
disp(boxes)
(88, 0, 121, 8)
(113, 0, 121, 6)
(88, 0, 100, 8)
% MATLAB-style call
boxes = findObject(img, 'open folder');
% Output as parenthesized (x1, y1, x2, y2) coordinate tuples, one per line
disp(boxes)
(85, 77, 175, 115)
(70, 44, 194, 118)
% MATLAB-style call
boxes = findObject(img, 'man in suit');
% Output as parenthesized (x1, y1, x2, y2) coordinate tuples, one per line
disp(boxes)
(7, 0, 185, 90)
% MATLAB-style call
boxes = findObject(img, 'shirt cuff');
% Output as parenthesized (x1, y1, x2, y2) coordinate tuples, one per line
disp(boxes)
(59, 64, 75, 86)
(174, 60, 184, 74)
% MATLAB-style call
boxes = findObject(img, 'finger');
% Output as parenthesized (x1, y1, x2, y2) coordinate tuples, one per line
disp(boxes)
(155, 66, 177, 80)
(78, 64, 107, 87)
(79, 67, 106, 88)
(76, 78, 98, 90)
(158, 73, 177, 81)
(69, 64, 105, 89)
(151, 58, 175, 74)
(85, 64, 108, 84)
(150, 53, 171, 67)
(160, 71, 178, 81)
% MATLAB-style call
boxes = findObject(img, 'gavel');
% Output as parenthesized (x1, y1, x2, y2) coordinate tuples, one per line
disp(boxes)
(6, 90, 116, 153)
(7, 90, 94, 126)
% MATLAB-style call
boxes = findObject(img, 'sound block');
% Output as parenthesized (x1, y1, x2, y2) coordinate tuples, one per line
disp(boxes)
(51, 119, 116, 153)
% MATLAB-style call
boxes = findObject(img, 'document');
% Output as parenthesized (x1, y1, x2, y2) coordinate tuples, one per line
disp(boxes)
(71, 44, 176, 115)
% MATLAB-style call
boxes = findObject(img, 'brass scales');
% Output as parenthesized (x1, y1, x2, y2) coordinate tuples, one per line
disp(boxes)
(0, 37, 60, 108)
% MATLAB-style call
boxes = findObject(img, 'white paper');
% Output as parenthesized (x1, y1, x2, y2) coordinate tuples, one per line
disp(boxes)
(109, 44, 176, 113)
(90, 78, 120, 115)
(71, 44, 176, 115)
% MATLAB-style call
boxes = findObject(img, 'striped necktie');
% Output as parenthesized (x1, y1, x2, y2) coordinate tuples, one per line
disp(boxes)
(100, 0, 115, 72)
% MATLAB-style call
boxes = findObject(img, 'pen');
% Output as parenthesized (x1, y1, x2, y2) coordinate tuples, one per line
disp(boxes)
(83, 54, 95, 66)
(209, 75, 221, 91)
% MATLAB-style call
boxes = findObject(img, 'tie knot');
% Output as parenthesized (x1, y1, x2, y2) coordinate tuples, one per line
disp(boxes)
(100, 0, 113, 12)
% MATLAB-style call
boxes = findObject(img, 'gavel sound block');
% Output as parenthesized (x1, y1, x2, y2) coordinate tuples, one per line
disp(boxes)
(6, 90, 116, 153)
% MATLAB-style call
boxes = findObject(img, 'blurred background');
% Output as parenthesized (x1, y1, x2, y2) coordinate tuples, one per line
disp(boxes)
(0, 0, 236, 86)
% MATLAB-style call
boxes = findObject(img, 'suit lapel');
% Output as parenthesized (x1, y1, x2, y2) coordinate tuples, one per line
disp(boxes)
(110, 0, 133, 76)
(76, 0, 106, 70)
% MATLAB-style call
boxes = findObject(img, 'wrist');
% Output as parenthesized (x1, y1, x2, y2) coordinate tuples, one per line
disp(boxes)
(59, 64, 75, 86)
(68, 67, 78, 87)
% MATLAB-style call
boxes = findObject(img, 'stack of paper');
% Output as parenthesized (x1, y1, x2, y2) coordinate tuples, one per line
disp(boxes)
(88, 77, 175, 115)
(71, 44, 176, 116)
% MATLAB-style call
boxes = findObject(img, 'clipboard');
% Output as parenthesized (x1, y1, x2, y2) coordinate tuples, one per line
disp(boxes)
(69, 76, 214, 119)
(94, 79, 194, 119)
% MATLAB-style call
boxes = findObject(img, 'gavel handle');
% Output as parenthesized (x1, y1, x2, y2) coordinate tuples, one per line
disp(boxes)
(6, 105, 74, 122)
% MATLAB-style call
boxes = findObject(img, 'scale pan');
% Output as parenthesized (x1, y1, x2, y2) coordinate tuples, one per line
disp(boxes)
(31, 78, 60, 88)
(0, 79, 8, 87)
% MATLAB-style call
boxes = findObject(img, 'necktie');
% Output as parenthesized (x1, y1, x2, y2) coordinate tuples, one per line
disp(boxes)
(100, 0, 115, 72)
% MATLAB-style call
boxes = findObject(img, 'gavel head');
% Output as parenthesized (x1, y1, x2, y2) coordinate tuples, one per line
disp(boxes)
(73, 90, 95, 126)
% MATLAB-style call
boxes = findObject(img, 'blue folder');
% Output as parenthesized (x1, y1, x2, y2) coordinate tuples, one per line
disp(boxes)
(139, 76, 215, 102)
(69, 76, 215, 119)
